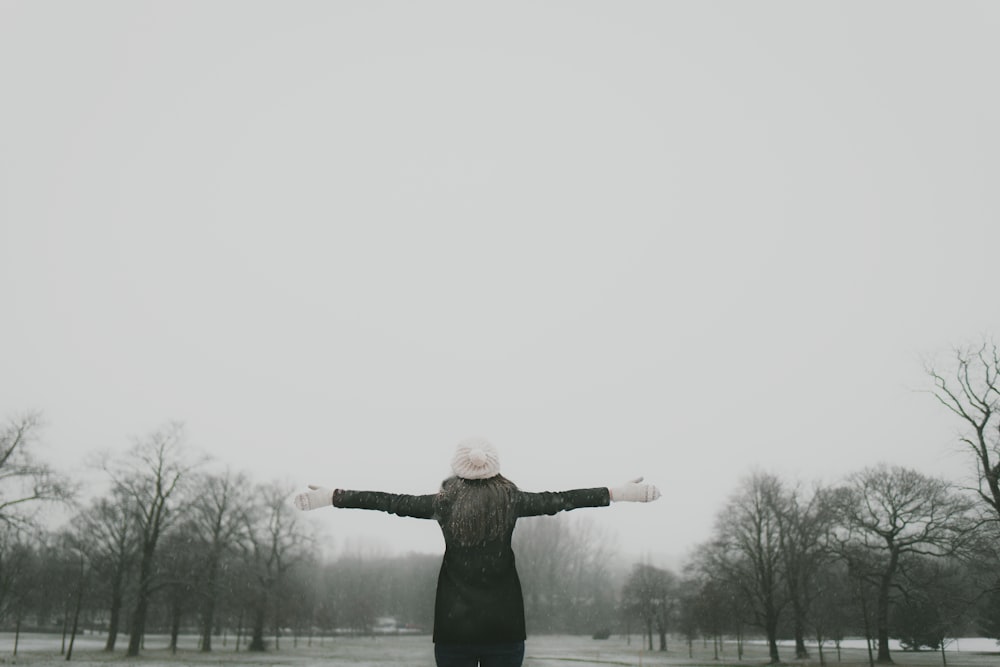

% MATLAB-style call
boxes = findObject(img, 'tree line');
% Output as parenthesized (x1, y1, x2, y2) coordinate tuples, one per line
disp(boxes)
(619, 339, 1000, 665)
(0, 418, 314, 658)
(0, 418, 621, 658)
(1, 339, 999, 664)
(621, 464, 997, 666)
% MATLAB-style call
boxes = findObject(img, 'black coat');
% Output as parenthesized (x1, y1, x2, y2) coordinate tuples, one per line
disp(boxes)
(331, 486, 611, 644)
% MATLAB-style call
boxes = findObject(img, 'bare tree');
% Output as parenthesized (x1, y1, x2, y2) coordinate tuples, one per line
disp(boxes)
(810, 560, 855, 665)
(0, 526, 37, 644)
(926, 339, 1000, 522)
(58, 529, 91, 662)
(775, 483, 835, 659)
(156, 525, 201, 654)
(73, 488, 138, 651)
(186, 469, 251, 652)
(680, 560, 745, 661)
(675, 575, 701, 659)
(621, 563, 677, 651)
(103, 421, 201, 657)
(242, 480, 309, 651)
(708, 472, 788, 664)
(0, 411, 73, 527)
(830, 464, 975, 664)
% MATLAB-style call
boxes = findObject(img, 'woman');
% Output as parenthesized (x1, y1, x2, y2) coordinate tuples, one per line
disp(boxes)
(294, 437, 660, 667)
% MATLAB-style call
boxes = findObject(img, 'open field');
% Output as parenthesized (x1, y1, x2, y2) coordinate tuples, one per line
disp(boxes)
(2, 633, 997, 667)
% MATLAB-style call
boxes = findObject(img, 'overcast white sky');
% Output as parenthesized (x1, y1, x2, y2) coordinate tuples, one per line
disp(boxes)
(2, 2, 999, 564)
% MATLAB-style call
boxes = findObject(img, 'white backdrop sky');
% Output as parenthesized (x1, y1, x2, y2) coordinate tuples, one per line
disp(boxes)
(2, 2, 999, 564)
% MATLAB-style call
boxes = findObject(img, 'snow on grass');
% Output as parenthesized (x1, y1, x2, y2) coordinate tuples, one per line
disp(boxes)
(2, 633, 997, 667)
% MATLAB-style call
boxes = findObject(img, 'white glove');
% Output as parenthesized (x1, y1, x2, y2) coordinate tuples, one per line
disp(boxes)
(609, 477, 661, 503)
(294, 485, 335, 511)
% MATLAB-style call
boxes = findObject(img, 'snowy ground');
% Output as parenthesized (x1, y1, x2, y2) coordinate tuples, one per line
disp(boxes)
(2, 633, 997, 666)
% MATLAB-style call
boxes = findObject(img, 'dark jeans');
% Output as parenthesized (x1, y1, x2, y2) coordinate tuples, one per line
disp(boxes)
(434, 641, 525, 667)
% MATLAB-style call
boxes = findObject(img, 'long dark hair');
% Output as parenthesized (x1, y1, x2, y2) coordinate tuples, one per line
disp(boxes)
(435, 474, 518, 546)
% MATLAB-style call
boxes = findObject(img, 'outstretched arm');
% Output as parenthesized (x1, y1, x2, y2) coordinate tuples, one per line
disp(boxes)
(294, 485, 436, 519)
(516, 487, 611, 517)
(515, 477, 660, 517)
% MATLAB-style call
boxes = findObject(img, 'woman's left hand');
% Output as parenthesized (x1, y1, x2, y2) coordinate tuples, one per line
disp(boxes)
(609, 477, 661, 502)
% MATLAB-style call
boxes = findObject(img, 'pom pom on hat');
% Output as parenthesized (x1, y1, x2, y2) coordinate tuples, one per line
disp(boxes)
(451, 437, 501, 480)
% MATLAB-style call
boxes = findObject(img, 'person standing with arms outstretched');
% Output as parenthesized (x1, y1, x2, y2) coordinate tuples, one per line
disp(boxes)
(294, 437, 661, 667)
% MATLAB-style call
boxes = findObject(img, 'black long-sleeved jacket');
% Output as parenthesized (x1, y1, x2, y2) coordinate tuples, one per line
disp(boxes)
(332, 486, 610, 644)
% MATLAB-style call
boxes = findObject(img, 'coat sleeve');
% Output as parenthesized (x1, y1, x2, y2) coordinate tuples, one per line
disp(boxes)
(514, 487, 611, 517)
(331, 489, 437, 519)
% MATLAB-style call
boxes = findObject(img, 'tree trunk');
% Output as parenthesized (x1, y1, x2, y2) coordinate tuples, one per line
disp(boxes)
(236, 608, 244, 651)
(200, 594, 217, 652)
(14, 617, 21, 657)
(248, 603, 267, 652)
(858, 584, 875, 667)
(876, 573, 894, 663)
(200, 551, 220, 652)
(66, 577, 85, 661)
(170, 596, 182, 654)
(61, 601, 69, 654)
(787, 572, 810, 659)
(794, 616, 809, 659)
(765, 612, 781, 664)
(127, 592, 150, 657)
(274, 597, 282, 651)
(105, 584, 123, 651)
(127, 543, 157, 657)
(767, 634, 781, 664)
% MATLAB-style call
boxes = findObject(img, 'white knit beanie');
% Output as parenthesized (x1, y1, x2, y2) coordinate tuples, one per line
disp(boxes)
(451, 437, 501, 480)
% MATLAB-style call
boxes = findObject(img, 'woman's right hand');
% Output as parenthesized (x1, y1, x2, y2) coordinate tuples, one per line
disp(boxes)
(294, 484, 335, 511)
